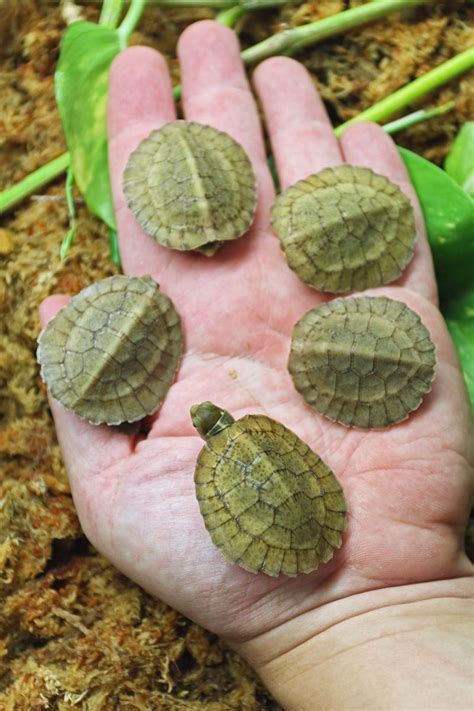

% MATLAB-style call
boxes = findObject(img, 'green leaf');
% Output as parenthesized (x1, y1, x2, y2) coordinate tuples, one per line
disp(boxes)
(55, 22, 123, 231)
(399, 146, 474, 302)
(444, 122, 474, 198)
(443, 290, 474, 413)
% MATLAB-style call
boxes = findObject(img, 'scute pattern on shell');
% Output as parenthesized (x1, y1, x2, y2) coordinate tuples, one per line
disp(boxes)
(288, 296, 436, 429)
(37, 275, 183, 425)
(123, 121, 257, 255)
(195, 414, 346, 577)
(271, 165, 416, 293)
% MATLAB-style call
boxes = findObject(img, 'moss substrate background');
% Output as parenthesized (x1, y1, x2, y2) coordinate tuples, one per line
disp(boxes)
(0, 1, 473, 708)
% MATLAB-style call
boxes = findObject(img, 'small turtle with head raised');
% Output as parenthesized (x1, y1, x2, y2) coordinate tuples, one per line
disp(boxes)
(191, 402, 346, 577)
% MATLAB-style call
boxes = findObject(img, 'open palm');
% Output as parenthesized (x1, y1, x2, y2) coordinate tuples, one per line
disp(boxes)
(40, 22, 473, 646)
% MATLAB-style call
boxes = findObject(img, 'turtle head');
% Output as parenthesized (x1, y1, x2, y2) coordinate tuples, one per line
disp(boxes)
(190, 402, 235, 440)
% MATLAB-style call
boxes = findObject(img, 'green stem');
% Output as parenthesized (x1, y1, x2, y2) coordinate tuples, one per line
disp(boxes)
(152, 0, 291, 5)
(99, 0, 126, 27)
(134, 0, 233, 6)
(0, 152, 70, 214)
(382, 101, 455, 135)
(240, 0, 293, 7)
(218, 1, 299, 33)
(241, 0, 428, 64)
(335, 46, 474, 137)
(118, 0, 146, 44)
(103, 0, 291, 7)
(216, 6, 246, 27)
(109, 229, 121, 266)
(65, 166, 76, 227)
(60, 167, 78, 260)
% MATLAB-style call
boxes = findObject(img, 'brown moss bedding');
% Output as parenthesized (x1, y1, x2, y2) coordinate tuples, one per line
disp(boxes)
(0, 1, 473, 708)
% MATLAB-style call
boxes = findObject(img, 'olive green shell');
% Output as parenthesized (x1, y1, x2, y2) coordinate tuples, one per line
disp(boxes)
(123, 121, 257, 255)
(271, 165, 416, 293)
(194, 410, 346, 577)
(288, 296, 436, 429)
(37, 275, 182, 425)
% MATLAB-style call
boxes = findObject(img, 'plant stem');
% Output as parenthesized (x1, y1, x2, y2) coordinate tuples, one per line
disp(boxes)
(134, 0, 233, 6)
(241, 0, 428, 64)
(382, 101, 455, 135)
(118, 0, 146, 44)
(216, 6, 246, 27)
(100, 0, 291, 7)
(109, 228, 121, 266)
(99, 0, 126, 27)
(0, 152, 70, 214)
(335, 46, 474, 137)
(240, 0, 292, 7)
(60, 166, 78, 260)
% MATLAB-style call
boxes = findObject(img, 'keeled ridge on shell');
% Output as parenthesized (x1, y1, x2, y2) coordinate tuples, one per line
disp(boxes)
(271, 165, 416, 293)
(193, 405, 346, 577)
(288, 296, 436, 429)
(37, 275, 183, 425)
(123, 121, 257, 255)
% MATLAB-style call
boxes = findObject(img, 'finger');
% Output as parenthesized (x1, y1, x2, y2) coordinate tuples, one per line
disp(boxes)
(253, 56, 343, 190)
(340, 122, 438, 305)
(178, 20, 275, 216)
(107, 46, 177, 275)
(38, 296, 133, 483)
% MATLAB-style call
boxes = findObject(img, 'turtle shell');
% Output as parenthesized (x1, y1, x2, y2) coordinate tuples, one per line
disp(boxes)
(192, 402, 346, 577)
(288, 296, 436, 429)
(271, 165, 416, 293)
(37, 275, 182, 425)
(123, 120, 257, 255)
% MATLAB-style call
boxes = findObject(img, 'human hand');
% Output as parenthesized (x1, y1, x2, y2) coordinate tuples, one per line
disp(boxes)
(40, 20, 473, 707)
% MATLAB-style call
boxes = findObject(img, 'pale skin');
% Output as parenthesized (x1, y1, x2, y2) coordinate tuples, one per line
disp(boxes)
(40, 21, 474, 710)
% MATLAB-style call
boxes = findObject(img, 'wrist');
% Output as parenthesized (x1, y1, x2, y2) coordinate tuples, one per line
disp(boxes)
(234, 577, 474, 710)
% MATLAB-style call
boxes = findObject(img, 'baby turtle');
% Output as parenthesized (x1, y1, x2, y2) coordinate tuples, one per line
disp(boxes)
(271, 165, 416, 293)
(123, 120, 257, 256)
(37, 275, 182, 426)
(288, 296, 436, 429)
(191, 402, 346, 577)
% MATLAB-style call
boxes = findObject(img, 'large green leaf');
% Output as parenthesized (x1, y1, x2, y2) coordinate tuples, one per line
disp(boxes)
(55, 22, 123, 230)
(399, 146, 474, 303)
(444, 122, 474, 198)
(444, 290, 474, 412)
